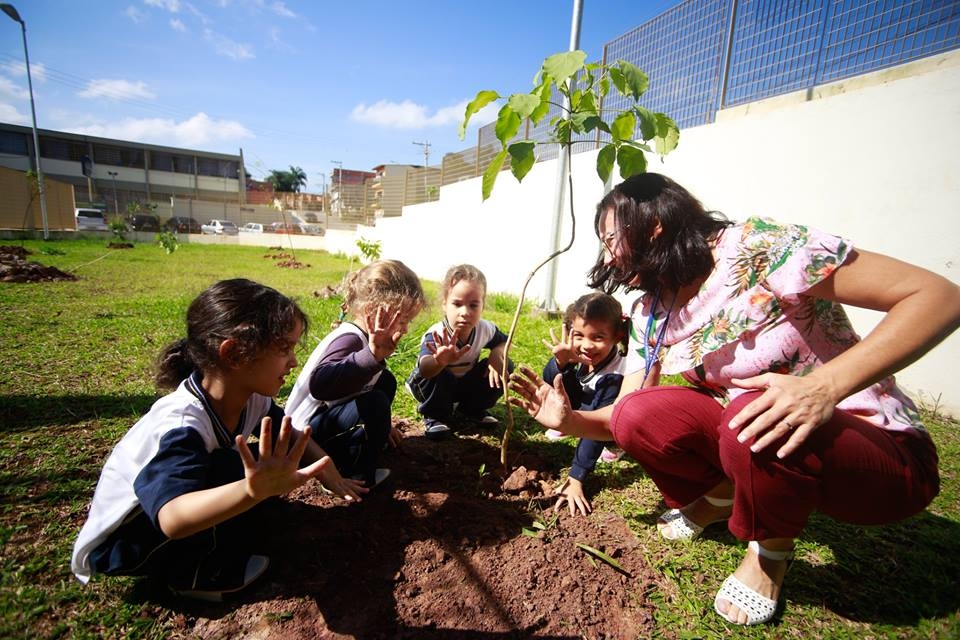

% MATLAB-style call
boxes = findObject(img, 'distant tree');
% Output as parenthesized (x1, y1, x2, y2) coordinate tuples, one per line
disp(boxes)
(266, 166, 308, 193)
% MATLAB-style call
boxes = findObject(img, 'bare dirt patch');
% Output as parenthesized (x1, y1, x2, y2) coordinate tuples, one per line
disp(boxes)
(159, 420, 659, 639)
(0, 245, 77, 282)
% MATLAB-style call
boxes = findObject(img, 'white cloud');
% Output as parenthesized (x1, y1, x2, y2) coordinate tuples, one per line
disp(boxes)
(126, 5, 146, 23)
(144, 0, 181, 12)
(2, 61, 47, 83)
(0, 76, 28, 100)
(66, 112, 254, 148)
(350, 99, 498, 130)
(170, 18, 187, 31)
(0, 102, 29, 125)
(271, 1, 296, 18)
(203, 28, 254, 60)
(78, 79, 157, 100)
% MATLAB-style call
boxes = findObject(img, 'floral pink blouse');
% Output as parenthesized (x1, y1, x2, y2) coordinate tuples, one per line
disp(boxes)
(625, 217, 924, 433)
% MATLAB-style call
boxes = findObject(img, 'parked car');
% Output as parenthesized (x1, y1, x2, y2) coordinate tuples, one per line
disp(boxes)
(164, 216, 202, 234)
(240, 222, 264, 233)
(297, 223, 325, 236)
(267, 222, 302, 234)
(75, 208, 108, 231)
(127, 213, 160, 232)
(201, 219, 240, 235)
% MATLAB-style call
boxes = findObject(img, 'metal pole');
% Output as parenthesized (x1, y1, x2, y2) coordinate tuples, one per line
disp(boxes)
(542, 0, 583, 312)
(331, 160, 343, 217)
(107, 171, 119, 215)
(2, 4, 48, 239)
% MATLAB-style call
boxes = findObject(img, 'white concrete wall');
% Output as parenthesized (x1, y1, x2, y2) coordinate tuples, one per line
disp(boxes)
(358, 51, 960, 414)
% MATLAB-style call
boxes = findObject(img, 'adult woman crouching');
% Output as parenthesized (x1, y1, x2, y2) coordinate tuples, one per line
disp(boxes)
(509, 172, 959, 625)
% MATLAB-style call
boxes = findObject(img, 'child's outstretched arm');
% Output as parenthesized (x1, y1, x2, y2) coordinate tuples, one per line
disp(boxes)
(418, 327, 470, 378)
(487, 343, 508, 388)
(300, 437, 369, 501)
(157, 416, 332, 539)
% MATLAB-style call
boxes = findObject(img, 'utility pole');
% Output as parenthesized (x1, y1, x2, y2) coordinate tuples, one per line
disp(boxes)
(107, 170, 119, 216)
(331, 160, 343, 217)
(412, 140, 431, 167)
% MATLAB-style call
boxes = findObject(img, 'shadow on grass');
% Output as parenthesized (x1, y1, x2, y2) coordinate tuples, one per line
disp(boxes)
(0, 393, 159, 431)
(789, 511, 960, 625)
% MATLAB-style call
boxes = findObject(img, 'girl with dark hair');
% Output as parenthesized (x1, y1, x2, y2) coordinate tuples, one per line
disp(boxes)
(511, 173, 959, 625)
(72, 279, 365, 601)
(541, 292, 630, 516)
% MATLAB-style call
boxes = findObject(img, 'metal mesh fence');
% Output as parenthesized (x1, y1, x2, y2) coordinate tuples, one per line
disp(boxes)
(439, 0, 958, 186)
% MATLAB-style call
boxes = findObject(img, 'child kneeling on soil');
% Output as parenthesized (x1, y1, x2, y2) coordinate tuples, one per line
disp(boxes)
(71, 279, 365, 601)
(541, 292, 630, 516)
(286, 260, 426, 488)
(406, 264, 513, 440)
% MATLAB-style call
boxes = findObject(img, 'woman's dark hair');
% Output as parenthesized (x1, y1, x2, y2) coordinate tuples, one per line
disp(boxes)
(587, 173, 731, 294)
(156, 278, 308, 389)
(563, 292, 629, 354)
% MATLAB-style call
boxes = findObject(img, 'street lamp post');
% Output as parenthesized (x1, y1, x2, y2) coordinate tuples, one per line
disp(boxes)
(107, 171, 119, 216)
(2, 3, 48, 239)
(318, 172, 328, 229)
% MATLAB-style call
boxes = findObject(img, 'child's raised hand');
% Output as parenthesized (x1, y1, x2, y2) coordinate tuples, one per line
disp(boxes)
(237, 415, 331, 500)
(366, 306, 405, 361)
(426, 327, 469, 367)
(542, 325, 588, 369)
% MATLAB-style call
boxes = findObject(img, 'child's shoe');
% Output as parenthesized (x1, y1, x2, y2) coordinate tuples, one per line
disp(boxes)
(424, 418, 452, 440)
(168, 553, 269, 602)
(545, 429, 567, 441)
(351, 468, 391, 488)
(600, 446, 624, 462)
(459, 409, 499, 426)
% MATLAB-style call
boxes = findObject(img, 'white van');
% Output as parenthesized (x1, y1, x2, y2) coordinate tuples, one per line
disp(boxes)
(75, 208, 108, 231)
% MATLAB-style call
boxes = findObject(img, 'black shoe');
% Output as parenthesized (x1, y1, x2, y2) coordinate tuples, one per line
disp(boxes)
(424, 418, 452, 440)
(458, 409, 499, 426)
(168, 553, 269, 602)
(351, 467, 391, 488)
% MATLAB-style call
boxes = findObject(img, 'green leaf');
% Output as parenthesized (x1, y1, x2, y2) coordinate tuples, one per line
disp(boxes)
(460, 90, 499, 139)
(598, 76, 610, 99)
(508, 141, 536, 182)
(597, 143, 616, 183)
(522, 528, 541, 538)
(653, 112, 680, 155)
(482, 149, 507, 201)
(609, 67, 626, 96)
(617, 145, 647, 178)
(580, 115, 604, 133)
(495, 104, 521, 145)
(541, 50, 587, 86)
(610, 111, 636, 142)
(616, 60, 649, 100)
(507, 92, 543, 121)
(577, 91, 598, 116)
(575, 542, 630, 576)
(619, 138, 652, 152)
(634, 106, 657, 141)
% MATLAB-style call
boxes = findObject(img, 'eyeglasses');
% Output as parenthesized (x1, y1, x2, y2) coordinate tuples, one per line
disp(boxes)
(601, 225, 629, 251)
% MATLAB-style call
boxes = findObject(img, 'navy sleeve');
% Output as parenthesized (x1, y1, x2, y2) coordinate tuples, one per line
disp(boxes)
(308, 332, 384, 400)
(133, 427, 214, 530)
(569, 438, 607, 482)
(589, 373, 624, 410)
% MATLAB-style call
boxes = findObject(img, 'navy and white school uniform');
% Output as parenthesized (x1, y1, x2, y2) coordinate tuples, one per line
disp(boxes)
(71, 372, 280, 584)
(543, 350, 626, 482)
(406, 318, 511, 420)
(285, 322, 395, 484)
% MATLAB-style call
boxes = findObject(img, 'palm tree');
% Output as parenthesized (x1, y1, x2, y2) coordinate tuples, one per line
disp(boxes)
(288, 166, 307, 193)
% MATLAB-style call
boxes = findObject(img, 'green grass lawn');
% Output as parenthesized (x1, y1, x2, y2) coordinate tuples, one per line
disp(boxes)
(1, 237, 957, 639)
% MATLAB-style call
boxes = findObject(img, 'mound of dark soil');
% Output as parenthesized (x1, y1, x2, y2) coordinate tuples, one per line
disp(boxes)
(0, 246, 77, 282)
(162, 420, 659, 639)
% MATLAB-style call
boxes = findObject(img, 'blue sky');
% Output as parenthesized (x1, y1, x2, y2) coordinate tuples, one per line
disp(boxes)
(0, 0, 680, 190)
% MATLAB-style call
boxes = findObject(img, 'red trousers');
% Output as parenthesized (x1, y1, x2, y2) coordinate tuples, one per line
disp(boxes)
(610, 386, 940, 540)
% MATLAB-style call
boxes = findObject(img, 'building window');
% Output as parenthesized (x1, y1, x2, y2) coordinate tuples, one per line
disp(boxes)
(93, 144, 145, 168)
(40, 136, 87, 161)
(0, 131, 28, 156)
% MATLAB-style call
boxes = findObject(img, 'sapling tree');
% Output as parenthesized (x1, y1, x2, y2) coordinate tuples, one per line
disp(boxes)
(460, 50, 680, 466)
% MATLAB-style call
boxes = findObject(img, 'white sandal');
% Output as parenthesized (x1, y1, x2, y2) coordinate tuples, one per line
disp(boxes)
(714, 541, 794, 625)
(657, 495, 733, 541)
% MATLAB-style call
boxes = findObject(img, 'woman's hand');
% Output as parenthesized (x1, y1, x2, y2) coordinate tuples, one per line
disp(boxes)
(507, 365, 572, 430)
(237, 416, 331, 500)
(553, 477, 592, 516)
(426, 327, 470, 367)
(729, 372, 839, 458)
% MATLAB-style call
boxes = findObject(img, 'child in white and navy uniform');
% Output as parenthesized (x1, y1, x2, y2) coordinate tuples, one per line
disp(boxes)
(71, 279, 365, 601)
(406, 264, 513, 440)
(542, 292, 630, 517)
(286, 260, 426, 487)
